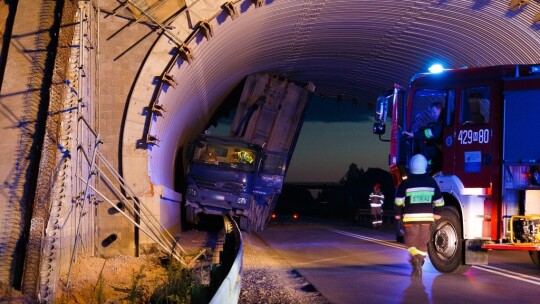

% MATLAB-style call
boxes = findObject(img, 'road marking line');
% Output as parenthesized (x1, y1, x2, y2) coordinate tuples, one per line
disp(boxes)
(326, 228, 406, 250)
(327, 228, 540, 285)
(472, 265, 540, 285)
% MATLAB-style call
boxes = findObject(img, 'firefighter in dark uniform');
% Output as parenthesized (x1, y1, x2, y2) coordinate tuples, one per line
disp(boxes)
(394, 154, 444, 277)
(403, 101, 444, 172)
(369, 183, 384, 228)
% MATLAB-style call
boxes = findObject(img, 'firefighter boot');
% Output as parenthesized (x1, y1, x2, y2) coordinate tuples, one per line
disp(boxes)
(410, 256, 424, 278)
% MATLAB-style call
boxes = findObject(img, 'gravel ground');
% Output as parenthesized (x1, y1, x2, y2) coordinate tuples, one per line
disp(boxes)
(239, 232, 330, 304)
(0, 227, 330, 303)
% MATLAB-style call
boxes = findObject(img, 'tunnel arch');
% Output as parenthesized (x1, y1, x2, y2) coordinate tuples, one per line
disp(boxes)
(122, 0, 540, 197)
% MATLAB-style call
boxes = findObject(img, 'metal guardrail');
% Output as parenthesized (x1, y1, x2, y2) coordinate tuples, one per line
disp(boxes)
(207, 215, 243, 304)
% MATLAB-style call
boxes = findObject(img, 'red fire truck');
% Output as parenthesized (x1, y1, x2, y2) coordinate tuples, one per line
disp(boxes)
(373, 64, 540, 273)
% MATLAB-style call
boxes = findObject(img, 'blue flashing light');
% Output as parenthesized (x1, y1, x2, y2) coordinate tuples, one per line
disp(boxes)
(532, 66, 540, 73)
(428, 64, 444, 74)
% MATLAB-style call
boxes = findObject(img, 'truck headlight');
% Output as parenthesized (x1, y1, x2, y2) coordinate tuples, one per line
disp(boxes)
(237, 197, 247, 205)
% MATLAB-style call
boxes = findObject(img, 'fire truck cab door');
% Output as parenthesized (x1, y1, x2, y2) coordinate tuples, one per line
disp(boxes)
(452, 86, 494, 188)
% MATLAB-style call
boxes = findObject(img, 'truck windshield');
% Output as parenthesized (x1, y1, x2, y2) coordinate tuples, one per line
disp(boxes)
(191, 141, 258, 172)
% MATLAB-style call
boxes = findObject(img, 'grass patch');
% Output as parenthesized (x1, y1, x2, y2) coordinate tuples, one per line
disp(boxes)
(151, 260, 194, 304)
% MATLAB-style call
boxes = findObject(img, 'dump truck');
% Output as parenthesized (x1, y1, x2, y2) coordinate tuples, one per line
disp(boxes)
(185, 73, 315, 231)
(373, 64, 540, 273)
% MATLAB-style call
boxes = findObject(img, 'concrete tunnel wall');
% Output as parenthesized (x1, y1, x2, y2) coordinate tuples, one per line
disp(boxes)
(122, 0, 540, 213)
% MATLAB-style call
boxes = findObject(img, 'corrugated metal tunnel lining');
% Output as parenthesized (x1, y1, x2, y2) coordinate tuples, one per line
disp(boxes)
(122, 0, 540, 195)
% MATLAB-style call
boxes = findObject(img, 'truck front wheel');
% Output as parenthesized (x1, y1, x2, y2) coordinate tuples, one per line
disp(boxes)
(428, 207, 470, 274)
(185, 204, 200, 226)
(239, 216, 251, 233)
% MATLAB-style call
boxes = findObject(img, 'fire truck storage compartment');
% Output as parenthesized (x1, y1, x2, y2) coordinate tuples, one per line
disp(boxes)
(503, 89, 540, 166)
(502, 89, 540, 230)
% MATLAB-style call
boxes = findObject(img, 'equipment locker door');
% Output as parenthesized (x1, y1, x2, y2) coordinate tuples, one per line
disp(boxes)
(453, 86, 494, 188)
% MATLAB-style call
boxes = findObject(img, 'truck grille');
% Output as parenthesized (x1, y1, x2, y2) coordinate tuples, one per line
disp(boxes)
(195, 177, 245, 193)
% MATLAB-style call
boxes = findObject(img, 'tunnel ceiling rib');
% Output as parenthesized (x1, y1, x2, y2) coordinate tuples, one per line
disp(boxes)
(141, 0, 540, 187)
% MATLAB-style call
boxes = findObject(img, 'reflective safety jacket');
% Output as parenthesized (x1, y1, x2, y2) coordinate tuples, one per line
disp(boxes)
(238, 151, 254, 164)
(394, 174, 444, 223)
(369, 190, 384, 208)
(413, 118, 443, 143)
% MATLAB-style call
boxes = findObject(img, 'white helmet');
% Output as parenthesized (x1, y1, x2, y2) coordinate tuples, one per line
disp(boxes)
(409, 154, 427, 174)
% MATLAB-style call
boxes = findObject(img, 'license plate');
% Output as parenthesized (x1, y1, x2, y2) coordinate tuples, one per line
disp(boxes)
(212, 194, 225, 200)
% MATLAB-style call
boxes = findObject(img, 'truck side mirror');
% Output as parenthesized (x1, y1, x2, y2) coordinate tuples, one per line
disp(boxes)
(373, 122, 386, 135)
(375, 95, 388, 123)
(373, 95, 389, 135)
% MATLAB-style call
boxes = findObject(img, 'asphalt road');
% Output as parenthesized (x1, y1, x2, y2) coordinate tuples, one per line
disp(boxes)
(257, 216, 540, 304)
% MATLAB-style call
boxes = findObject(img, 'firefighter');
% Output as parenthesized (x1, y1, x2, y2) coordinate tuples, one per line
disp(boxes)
(403, 101, 444, 172)
(235, 150, 254, 164)
(369, 183, 384, 228)
(394, 154, 444, 277)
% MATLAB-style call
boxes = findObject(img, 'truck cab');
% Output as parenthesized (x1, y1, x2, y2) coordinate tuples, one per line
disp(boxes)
(374, 64, 540, 273)
(185, 135, 287, 231)
(184, 73, 314, 232)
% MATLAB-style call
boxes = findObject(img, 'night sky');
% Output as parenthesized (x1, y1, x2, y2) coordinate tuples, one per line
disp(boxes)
(286, 96, 389, 182)
(209, 95, 390, 183)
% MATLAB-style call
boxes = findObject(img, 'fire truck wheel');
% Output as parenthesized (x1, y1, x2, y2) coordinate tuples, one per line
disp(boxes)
(428, 207, 471, 274)
(529, 251, 540, 268)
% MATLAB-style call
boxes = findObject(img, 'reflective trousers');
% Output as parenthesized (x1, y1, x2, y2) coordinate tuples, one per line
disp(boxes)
(404, 222, 432, 260)
(370, 206, 382, 226)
